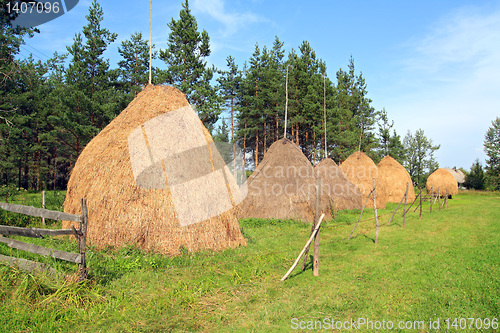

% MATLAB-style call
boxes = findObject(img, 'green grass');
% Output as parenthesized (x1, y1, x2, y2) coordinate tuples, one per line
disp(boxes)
(1, 190, 500, 332)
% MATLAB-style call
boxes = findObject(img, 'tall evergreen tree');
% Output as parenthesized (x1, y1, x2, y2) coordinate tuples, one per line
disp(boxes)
(159, 0, 220, 129)
(52, 0, 119, 172)
(377, 108, 405, 164)
(118, 32, 157, 97)
(484, 117, 500, 190)
(403, 129, 440, 186)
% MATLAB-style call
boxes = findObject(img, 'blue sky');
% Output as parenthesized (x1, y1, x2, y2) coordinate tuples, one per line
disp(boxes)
(18, 0, 500, 170)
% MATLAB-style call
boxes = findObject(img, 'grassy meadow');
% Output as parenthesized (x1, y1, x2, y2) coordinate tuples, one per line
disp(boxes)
(0, 190, 499, 332)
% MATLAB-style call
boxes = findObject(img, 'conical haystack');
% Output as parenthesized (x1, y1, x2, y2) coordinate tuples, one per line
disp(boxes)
(377, 155, 416, 203)
(63, 85, 246, 255)
(426, 168, 458, 197)
(315, 158, 362, 212)
(340, 151, 387, 209)
(239, 139, 320, 222)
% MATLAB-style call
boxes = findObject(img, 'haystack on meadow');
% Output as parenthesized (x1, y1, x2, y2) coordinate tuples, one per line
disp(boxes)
(377, 155, 415, 203)
(239, 138, 322, 223)
(340, 151, 387, 209)
(63, 85, 246, 255)
(315, 158, 362, 213)
(426, 168, 459, 197)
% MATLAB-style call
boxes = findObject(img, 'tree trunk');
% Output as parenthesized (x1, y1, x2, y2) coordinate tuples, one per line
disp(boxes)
(263, 121, 267, 154)
(255, 128, 259, 169)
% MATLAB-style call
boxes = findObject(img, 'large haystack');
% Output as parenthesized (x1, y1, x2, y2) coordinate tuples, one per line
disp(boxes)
(63, 85, 246, 255)
(426, 168, 459, 197)
(377, 155, 416, 203)
(239, 139, 320, 222)
(340, 151, 387, 209)
(315, 158, 362, 212)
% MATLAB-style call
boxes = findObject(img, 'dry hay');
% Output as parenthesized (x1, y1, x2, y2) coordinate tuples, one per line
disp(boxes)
(314, 158, 362, 213)
(340, 151, 387, 209)
(377, 155, 416, 203)
(63, 85, 246, 255)
(238, 138, 323, 223)
(426, 168, 459, 197)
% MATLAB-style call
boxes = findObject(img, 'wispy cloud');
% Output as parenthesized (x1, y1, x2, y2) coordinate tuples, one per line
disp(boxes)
(385, 5, 500, 168)
(191, 0, 263, 36)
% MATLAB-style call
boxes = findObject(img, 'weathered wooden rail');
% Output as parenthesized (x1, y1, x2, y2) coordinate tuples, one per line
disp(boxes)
(0, 198, 88, 281)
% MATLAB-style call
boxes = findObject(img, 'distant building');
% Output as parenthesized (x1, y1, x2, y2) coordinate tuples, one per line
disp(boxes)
(443, 167, 466, 188)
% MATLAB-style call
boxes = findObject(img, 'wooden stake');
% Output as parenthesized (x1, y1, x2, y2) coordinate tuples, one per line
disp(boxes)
(281, 214, 325, 281)
(78, 198, 88, 281)
(403, 182, 408, 227)
(302, 177, 321, 271)
(373, 178, 379, 244)
(430, 189, 433, 213)
(42, 191, 45, 225)
(419, 188, 423, 219)
(313, 178, 321, 276)
(348, 187, 375, 240)
(437, 187, 441, 210)
(387, 182, 408, 226)
(446, 188, 449, 208)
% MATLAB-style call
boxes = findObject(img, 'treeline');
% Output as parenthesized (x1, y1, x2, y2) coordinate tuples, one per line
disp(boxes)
(1, 0, 447, 192)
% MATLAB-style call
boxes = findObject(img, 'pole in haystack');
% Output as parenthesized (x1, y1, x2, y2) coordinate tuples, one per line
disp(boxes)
(323, 72, 327, 158)
(373, 178, 379, 244)
(148, 0, 152, 85)
(284, 65, 290, 139)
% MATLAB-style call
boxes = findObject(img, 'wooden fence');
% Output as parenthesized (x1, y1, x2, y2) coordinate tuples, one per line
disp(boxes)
(0, 198, 88, 281)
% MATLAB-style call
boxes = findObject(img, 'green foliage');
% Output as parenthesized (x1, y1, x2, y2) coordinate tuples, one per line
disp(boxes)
(159, 0, 221, 130)
(377, 108, 405, 164)
(403, 129, 440, 186)
(464, 159, 485, 190)
(118, 32, 158, 96)
(484, 117, 500, 190)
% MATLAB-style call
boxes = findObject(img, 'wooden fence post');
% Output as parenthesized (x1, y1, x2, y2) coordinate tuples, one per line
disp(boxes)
(430, 190, 433, 213)
(373, 178, 379, 244)
(302, 177, 321, 271)
(42, 191, 45, 225)
(78, 198, 88, 281)
(348, 187, 375, 240)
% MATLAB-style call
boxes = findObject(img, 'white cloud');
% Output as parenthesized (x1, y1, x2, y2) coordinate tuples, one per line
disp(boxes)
(191, 0, 262, 36)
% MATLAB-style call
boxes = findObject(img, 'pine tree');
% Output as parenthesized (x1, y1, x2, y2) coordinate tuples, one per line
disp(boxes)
(118, 32, 157, 97)
(484, 117, 500, 190)
(464, 159, 485, 190)
(159, 0, 220, 129)
(377, 108, 405, 164)
(54, 0, 119, 170)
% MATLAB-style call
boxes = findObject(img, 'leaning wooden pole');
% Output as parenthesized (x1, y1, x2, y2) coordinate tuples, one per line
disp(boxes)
(148, 0, 152, 85)
(281, 214, 325, 282)
(373, 178, 379, 244)
(348, 187, 375, 240)
(437, 187, 441, 210)
(403, 182, 408, 227)
(387, 182, 408, 226)
(446, 188, 449, 208)
(419, 188, 423, 219)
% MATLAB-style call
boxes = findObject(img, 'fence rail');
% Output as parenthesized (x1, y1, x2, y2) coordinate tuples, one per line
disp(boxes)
(0, 198, 88, 281)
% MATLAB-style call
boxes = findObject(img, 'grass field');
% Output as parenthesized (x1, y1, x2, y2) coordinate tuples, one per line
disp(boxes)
(1, 190, 499, 332)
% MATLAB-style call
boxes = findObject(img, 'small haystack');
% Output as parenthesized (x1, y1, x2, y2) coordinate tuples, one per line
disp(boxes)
(426, 168, 459, 197)
(239, 139, 320, 222)
(340, 151, 387, 209)
(315, 158, 362, 212)
(63, 85, 246, 255)
(377, 155, 416, 203)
